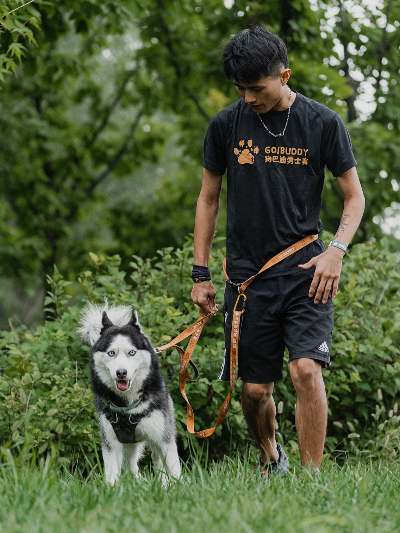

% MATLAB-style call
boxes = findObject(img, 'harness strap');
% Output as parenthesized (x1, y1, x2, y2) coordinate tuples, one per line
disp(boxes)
(157, 234, 318, 438)
(109, 396, 142, 413)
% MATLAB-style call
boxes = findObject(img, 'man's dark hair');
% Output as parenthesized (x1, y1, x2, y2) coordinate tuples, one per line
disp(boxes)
(223, 26, 289, 84)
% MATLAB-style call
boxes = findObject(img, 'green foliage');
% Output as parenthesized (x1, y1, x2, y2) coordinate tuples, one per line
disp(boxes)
(1, 1, 400, 283)
(0, 0, 163, 293)
(0, 240, 242, 466)
(108, 170, 227, 263)
(1, 0, 400, 328)
(0, 0, 41, 79)
(0, 266, 98, 466)
(0, 235, 399, 467)
(324, 236, 400, 457)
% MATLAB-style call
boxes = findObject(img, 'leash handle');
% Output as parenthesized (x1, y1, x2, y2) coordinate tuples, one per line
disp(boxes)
(156, 311, 216, 352)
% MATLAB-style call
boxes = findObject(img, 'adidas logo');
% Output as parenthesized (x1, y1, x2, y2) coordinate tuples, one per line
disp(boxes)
(318, 341, 329, 353)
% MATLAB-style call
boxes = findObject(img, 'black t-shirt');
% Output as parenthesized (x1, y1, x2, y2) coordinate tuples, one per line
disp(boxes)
(203, 92, 357, 281)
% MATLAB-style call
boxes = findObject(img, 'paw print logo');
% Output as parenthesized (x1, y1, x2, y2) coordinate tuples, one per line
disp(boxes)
(234, 140, 259, 164)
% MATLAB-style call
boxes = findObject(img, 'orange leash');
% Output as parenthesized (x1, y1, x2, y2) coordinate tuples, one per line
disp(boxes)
(156, 310, 220, 437)
(157, 234, 318, 438)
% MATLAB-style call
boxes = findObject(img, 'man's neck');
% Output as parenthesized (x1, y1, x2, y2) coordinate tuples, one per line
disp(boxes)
(271, 85, 296, 112)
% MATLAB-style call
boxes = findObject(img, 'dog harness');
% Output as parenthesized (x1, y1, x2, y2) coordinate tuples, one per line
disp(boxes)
(103, 397, 149, 444)
(157, 235, 318, 438)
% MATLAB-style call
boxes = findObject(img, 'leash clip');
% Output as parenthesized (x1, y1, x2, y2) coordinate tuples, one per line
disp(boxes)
(233, 293, 247, 314)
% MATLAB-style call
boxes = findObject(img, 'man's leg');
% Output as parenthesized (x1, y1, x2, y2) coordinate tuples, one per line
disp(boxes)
(241, 382, 279, 463)
(290, 358, 327, 469)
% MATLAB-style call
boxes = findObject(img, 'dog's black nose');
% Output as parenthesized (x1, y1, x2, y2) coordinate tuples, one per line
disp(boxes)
(116, 369, 127, 379)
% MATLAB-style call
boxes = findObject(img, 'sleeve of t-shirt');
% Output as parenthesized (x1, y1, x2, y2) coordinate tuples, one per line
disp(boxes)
(322, 114, 357, 177)
(203, 112, 229, 176)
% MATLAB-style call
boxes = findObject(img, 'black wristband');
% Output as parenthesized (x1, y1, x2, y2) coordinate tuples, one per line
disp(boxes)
(191, 264, 211, 283)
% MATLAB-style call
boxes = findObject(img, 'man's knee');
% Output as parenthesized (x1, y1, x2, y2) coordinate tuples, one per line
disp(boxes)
(242, 382, 274, 404)
(290, 358, 322, 392)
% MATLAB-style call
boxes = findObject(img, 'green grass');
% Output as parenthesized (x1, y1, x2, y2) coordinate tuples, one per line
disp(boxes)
(1, 454, 399, 533)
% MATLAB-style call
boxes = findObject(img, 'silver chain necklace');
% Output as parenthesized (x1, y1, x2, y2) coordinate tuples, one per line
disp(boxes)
(257, 89, 292, 138)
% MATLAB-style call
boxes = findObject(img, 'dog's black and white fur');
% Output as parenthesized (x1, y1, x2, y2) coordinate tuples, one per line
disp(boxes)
(78, 303, 181, 485)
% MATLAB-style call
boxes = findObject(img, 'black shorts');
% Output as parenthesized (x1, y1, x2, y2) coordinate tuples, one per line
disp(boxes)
(219, 269, 333, 384)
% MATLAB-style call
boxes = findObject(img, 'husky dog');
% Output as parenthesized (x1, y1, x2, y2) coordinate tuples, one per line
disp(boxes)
(78, 303, 181, 485)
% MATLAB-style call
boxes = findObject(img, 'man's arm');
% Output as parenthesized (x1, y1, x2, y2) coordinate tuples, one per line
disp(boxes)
(191, 167, 223, 314)
(299, 166, 365, 304)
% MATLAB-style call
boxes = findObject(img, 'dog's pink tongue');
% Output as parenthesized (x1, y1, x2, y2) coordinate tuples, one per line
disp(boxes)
(116, 380, 130, 391)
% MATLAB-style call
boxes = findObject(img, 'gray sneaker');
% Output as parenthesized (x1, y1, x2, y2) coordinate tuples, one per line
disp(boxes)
(254, 443, 289, 479)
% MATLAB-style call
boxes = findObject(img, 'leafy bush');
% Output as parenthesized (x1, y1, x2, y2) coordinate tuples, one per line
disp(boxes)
(325, 238, 400, 458)
(0, 234, 399, 468)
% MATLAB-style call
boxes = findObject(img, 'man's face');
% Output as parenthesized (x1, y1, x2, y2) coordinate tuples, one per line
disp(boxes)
(234, 70, 290, 114)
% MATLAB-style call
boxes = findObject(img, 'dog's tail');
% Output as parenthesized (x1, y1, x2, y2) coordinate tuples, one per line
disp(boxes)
(77, 301, 134, 346)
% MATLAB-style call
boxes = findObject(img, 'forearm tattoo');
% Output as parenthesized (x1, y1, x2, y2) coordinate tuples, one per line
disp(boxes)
(334, 213, 351, 239)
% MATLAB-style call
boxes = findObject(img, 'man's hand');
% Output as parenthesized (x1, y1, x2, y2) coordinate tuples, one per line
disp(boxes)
(298, 247, 345, 304)
(191, 280, 218, 315)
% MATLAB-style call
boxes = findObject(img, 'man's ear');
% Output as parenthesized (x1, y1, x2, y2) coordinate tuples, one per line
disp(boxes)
(281, 68, 291, 85)
(100, 311, 114, 335)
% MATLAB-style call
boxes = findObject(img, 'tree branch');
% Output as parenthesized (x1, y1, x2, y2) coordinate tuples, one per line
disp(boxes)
(86, 66, 139, 149)
(375, 0, 394, 89)
(338, 1, 358, 123)
(1, 171, 20, 217)
(47, 68, 140, 202)
(156, 0, 211, 122)
(279, 0, 293, 38)
(66, 108, 144, 223)
(182, 85, 211, 122)
(89, 108, 144, 192)
(79, 17, 105, 58)
(1, 171, 53, 245)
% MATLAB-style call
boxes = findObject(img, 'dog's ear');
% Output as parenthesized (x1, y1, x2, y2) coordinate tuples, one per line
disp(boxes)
(100, 311, 114, 335)
(127, 309, 142, 330)
(78, 303, 128, 346)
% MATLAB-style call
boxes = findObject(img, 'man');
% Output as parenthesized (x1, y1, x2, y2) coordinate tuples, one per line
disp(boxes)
(191, 27, 365, 474)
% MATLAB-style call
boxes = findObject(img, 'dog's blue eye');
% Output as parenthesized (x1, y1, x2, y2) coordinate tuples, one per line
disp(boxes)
(128, 350, 136, 356)
(108, 351, 115, 357)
